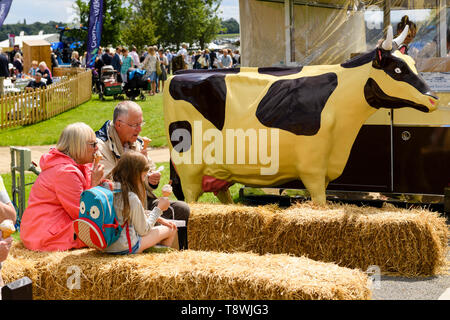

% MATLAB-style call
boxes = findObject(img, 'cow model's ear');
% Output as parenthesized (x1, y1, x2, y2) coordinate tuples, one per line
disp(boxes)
(373, 47, 383, 68)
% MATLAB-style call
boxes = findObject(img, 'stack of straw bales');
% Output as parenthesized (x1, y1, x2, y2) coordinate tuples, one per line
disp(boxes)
(3, 242, 371, 300)
(187, 202, 448, 276)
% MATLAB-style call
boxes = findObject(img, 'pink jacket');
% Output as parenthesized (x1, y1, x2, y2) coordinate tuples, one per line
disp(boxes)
(20, 148, 91, 251)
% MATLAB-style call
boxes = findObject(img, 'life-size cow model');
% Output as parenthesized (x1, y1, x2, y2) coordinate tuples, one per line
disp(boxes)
(163, 26, 438, 205)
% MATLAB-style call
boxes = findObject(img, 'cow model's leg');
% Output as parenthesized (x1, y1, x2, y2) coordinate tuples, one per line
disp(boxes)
(182, 181, 204, 203)
(216, 189, 233, 204)
(178, 165, 205, 203)
(298, 172, 327, 205)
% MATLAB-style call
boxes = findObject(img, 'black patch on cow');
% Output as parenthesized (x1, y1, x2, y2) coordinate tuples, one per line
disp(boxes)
(169, 72, 231, 130)
(258, 67, 303, 76)
(169, 121, 192, 152)
(174, 68, 240, 75)
(256, 73, 338, 136)
(364, 78, 429, 112)
(341, 49, 376, 68)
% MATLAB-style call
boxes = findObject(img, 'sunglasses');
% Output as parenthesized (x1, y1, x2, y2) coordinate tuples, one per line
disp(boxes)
(118, 120, 146, 128)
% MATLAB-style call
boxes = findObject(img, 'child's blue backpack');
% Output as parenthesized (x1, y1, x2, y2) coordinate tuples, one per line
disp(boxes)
(73, 184, 131, 252)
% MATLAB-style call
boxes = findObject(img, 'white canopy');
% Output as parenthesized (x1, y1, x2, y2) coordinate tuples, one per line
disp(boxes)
(0, 33, 59, 49)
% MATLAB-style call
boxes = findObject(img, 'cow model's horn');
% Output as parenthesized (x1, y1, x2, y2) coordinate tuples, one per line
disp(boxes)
(393, 24, 409, 48)
(381, 26, 393, 51)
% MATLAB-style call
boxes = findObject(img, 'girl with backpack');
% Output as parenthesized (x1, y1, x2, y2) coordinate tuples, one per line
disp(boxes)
(103, 151, 178, 254)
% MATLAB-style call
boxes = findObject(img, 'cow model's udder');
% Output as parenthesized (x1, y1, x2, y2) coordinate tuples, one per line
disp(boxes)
(202, 175, 233, 195)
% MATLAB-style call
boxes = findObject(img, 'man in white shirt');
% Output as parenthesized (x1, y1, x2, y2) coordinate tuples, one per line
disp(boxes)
(177, 43, 189, 65)
(129, 46, 140, 68)
(219, 49, 232, 68)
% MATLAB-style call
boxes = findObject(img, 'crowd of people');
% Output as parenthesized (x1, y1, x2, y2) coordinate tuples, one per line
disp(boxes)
(70, 43, 241, 96)
(0, 40, 243, 98)
(0, 44, 55, 95)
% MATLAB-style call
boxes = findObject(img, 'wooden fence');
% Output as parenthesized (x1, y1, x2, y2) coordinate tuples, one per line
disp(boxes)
(0, 69, 92, 130)
(53, 67, 88, 77)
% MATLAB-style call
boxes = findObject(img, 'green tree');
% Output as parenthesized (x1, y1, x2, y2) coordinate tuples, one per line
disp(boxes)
(121, 16, 158, 51)
(132, 0, 222, 49)
(221, 18, 239, 34)
(195, 1, 223, 49)
(121, 0, 158, 50)
(74, 0, 131, 47)
(0, 21, 65, 41)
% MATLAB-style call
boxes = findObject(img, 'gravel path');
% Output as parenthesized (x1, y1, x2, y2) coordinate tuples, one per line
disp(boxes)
(1, 145, 170, 173)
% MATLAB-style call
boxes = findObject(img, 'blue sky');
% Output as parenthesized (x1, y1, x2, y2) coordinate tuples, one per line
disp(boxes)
(3, 0, 240, 25)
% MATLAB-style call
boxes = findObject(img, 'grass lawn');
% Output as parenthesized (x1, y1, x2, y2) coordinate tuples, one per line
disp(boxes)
(216, 33, 239, 39)
(0, 94, 168, 148)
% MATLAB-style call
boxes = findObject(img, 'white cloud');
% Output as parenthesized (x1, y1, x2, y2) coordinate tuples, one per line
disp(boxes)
(219, 0, 240, 22)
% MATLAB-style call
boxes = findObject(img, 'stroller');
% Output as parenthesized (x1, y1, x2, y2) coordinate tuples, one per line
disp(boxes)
(98, 65, 123, 101)
(123, 68, 147, 101)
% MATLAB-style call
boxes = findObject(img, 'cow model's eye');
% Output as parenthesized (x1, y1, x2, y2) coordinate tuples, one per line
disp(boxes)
(90, 205, 100, 219)
(395, 68, 402, 74)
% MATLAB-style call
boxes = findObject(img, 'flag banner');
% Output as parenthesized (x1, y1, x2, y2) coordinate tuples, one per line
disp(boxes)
(86, 0, 104, 68)
(0, 0, 13, 29)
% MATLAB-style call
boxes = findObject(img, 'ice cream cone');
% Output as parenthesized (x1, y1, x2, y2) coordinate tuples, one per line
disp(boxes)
(94, 153, 102, 166)
(161, 184, 173, 197)
(0, 219, 15, 238)
(142, 137, 152, 150)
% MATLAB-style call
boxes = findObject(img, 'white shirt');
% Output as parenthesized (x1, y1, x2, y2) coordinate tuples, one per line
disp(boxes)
(177, 48, 189, 64)
(129, 51, 140, 68)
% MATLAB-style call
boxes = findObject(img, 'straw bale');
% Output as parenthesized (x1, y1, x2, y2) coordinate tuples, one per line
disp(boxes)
(2, 242, 370, 300)
(187, 202, 448, 276)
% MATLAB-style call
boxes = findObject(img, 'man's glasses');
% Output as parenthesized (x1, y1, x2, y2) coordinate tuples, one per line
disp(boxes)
(118, 120, 146, 128)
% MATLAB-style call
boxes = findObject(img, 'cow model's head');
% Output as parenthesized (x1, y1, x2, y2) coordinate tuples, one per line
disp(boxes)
(363, 25, 438, 113)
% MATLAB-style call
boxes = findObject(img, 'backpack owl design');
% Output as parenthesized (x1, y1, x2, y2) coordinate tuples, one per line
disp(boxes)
(73, 186, 131, 252)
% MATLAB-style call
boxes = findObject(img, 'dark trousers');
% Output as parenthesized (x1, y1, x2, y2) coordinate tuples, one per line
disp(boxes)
(148, 198, 190, 250)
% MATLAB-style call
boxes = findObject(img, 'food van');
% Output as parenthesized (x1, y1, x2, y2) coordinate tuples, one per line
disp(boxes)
(239, 0, 449, 212)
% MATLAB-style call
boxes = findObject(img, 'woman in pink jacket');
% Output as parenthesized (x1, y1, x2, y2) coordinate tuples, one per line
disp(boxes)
(20, 123, 104, 251)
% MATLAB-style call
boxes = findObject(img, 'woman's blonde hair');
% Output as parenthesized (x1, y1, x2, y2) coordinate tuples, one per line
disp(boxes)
(56, 122, 95, 163)
(111, 151, 150, 222)
(71, 51, 79, 59)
